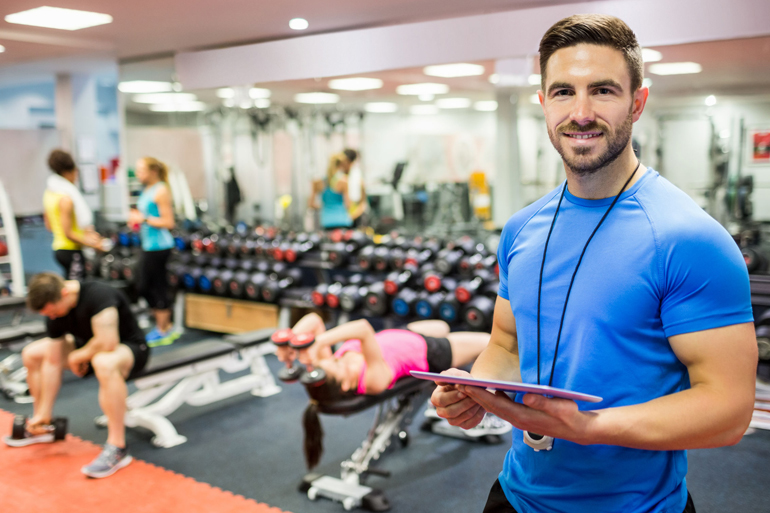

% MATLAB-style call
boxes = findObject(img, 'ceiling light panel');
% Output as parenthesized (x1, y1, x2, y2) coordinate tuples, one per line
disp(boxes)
(294, 92, 339, 104)
(289, 18, 309, 30)
(648, 62, 702, 75)
(133, 93, 197, 104)
(328, 78, 383, 91)
(5, 6, 113, 31)
(118, 81, 174, 94)
(436, 98, 471, 109)
(216, 88, 235, 98)
(254, 99, 271, 108)
(249, 88, 271, 99)
(396, 83, 449, 96)
(424, 63, 485, 78)
(641, 48, 662, 62)
(474, 101, 498, 112)
(149, 102, 207, 112)
(365, 102, 398, 113)
(410, 105, 439, 115)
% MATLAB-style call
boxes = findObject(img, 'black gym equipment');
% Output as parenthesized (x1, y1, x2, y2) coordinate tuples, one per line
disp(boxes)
(463, 282, 498, 330)
(289, 333, 327, 387)
(245, 272, 269, 300)
(261, 268, 303, 302)
(364, 282, 389, 316)
(11, 415, 68, 441)
(391, 288, 420, 318)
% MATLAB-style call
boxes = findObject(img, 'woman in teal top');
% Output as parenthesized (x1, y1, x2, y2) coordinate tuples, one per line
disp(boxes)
(318, 153, 353, 229)
(128, 157, 177, 346)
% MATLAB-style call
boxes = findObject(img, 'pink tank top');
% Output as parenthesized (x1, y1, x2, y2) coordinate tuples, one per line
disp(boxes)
(333, 329, 429, 394)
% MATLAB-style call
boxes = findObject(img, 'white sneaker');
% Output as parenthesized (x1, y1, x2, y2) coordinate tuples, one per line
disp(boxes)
(464, 414, 512, 437)
(3, 432, 55, 447)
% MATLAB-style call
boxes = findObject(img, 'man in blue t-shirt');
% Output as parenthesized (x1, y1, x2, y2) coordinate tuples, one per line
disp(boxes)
(432, 14, 757, 513)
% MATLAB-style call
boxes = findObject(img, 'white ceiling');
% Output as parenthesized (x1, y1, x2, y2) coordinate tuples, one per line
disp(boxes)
(0, 0, 588, 67)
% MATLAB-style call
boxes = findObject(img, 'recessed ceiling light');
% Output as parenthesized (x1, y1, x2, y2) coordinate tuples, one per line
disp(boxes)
(410, 105, 439, 115)
(328, 78, 383, 91)
(488, 74, 499, 85)
(528, 74, 541, 86)
(436, 98, 471, 109)
(294, 92, 339, 104)
(648, 62, 702, 75)
(705, 95, 717, 106)
(418, 94, 434, 102)
(5, 6, 112, 31)
(289, 18, 309, 30)
(365, 102, 398, 113)
(149, 102, 207, 112)
(216, 88, 235, 99)
(133, 93, 197, 104)
(474, 101, 498, 112)
(249, 88, 271, 99)
(530, 94, 541, 105)
(118, 81, 174, 94)
(642, 78, 653, 89)
(396, 83, 450, 96)
(254, 99, 271, 109)
(423, 63, 485, 78)
(0, 45, 5, 54)
(641, 48, 662, 62)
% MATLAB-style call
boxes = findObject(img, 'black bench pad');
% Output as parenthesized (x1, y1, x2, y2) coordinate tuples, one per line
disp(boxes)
(134, 340, 237, 378)
(317, 377, 432, 415)
(223, 328, 276, 347)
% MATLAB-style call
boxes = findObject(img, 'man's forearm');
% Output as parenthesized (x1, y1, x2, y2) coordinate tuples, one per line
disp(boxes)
(471, 344, 522, 382)
(589, 384, 753, 450)
(78, 336, 119, 360)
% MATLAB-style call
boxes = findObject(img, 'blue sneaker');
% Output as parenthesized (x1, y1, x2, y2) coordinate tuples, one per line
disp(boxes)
(146, 328, 180, 347)
(81, 443, 133, 478)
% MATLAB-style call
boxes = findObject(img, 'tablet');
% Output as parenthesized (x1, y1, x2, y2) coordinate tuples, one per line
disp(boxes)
(410, 371, 603, 403)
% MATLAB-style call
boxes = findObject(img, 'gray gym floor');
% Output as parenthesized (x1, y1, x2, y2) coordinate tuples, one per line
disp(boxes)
(2, 222, 769, 513)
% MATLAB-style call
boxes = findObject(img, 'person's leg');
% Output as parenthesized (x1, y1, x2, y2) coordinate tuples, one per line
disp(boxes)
(90, 345, 134, 448)
(154, 308, 172, 332)
(407, 320, 451, 338)
(21, 337, 73, 430)
(446, 332, 491, 367)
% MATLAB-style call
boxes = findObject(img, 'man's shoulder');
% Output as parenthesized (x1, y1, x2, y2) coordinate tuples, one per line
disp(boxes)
(79, 281, 124, 307)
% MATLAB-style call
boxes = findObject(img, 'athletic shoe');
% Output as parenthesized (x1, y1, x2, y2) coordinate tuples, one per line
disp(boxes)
(464, 414, 512, 437)
(3, 430, 55, 447)
(146, 328, 180, 347)
(424, 402, 441, 419)
(81, 444, 133, 478)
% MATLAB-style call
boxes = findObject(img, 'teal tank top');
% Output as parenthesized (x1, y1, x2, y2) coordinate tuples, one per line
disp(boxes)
(137, 182, 175, 252)
(320, 174, 352, 229)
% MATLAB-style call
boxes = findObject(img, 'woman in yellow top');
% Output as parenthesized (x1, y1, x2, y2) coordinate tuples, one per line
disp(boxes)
(43, 150, 104, 279)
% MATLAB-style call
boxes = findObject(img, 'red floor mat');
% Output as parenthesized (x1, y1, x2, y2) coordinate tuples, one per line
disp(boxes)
(0, 409, 289, 513)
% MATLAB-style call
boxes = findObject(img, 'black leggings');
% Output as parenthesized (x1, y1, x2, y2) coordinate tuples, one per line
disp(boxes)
(54, 250, 85, 280)
(482, 479, 696, 513)
(138, 249, 173, 309)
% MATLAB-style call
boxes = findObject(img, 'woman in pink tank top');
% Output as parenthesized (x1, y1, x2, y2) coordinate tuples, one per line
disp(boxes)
(276, 313, 491, 469)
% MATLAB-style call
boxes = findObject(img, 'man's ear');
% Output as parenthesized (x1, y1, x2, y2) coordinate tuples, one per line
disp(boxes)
(60, 287, 69, 299)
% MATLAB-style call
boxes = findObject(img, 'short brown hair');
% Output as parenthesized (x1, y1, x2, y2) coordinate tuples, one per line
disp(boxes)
(539, 14, 643, 92)
(27, 272, 65, 311)
(47, 149, 76, 176)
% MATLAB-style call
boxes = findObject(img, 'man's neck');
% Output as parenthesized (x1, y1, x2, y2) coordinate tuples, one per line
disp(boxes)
(565, 148, 646, 200)
(64, 280, 80, 309)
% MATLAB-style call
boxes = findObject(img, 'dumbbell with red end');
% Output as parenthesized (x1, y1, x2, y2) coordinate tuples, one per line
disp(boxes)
(435, 248, 465, 275)
(364, 282, 389, 316)
(357, 245, 376, 270)
(404, 248, 434, 268)
(463, 283, 499, 330)
(383, 269, 418, 296)
(372, 246, 395, 272)
(290, 333, 327, 387)
(244, 272, 269, 300)
(285, 234, 320, 263)
(261, 268, 303, 302)
(271, 329, 305, 383)
(324, 281, 346, 309)
(227, 270, 250, 297)
(424, 268, 457, 294)
(339, 276, 373, 312)
(456, 269, 496, 304)
(212, 269, 235, 296)
(459, 251, 492, 276)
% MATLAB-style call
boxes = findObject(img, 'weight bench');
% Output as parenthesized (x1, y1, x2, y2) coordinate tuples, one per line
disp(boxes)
(300, 376, 433, 512)
(95, 328, 280, 448)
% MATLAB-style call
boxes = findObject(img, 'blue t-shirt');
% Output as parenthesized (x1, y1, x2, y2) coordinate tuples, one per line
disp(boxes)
(496, 170, 752, 513)
(137, 182, 174, 252)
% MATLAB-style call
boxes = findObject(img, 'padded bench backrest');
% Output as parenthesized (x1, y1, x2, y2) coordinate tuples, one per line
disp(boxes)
(316, 377, 432, 415)
(134, 340, 237, 379)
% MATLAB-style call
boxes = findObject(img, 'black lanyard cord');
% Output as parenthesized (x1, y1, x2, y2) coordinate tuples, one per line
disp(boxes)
(537, 161, 641, 387)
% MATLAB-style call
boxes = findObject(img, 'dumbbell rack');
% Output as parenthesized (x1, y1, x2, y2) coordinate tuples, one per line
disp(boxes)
(0, 179, 25, 297)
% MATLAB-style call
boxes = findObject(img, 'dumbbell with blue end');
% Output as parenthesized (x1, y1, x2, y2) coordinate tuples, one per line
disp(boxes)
(290, 333, 327, 387)
(271, 329, 306, 383)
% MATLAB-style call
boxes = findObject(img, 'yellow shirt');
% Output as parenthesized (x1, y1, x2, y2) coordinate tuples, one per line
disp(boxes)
(43, 190, 83, 251)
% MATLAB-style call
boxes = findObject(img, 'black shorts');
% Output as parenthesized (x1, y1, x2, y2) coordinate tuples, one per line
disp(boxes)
(54, 250, 85, 280)
(138, 248, 173, 309)
(81, 341, 149, 380)
(422, 335, 453, 373)
(482, 479, 697, 513)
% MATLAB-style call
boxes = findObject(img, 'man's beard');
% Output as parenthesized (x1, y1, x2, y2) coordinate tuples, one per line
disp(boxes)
(548, 111, 634, 176)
